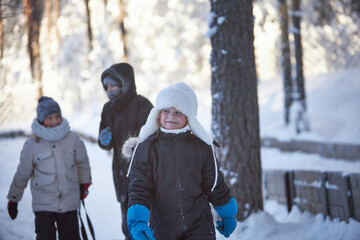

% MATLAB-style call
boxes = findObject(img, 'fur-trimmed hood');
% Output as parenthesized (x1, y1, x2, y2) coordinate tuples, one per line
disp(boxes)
(122, 137, 140, 160)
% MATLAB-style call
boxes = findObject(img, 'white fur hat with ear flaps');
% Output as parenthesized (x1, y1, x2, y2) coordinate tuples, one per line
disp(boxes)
(127, 82, 219, 191)
(138, 82, 213, 145)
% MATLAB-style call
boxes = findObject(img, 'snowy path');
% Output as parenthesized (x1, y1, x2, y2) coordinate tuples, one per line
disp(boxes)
(1, 137, 360, 239)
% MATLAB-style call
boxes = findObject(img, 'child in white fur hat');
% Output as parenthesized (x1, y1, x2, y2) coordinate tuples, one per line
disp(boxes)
(7, 96, 92, 240)
(123, 82, 237, 240)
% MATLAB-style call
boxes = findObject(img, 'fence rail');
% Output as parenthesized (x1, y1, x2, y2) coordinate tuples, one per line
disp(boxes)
(264, 169, 360, 222)
(261, 137, 360, 161)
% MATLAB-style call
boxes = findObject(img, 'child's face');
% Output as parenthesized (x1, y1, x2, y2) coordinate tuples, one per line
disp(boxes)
(43, 113, 62, 128)
(160, 107, 187, 130)
(106, 83, 119, 93)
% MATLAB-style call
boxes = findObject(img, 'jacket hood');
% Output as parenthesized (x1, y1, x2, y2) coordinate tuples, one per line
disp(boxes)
(101, 63, 137, 99)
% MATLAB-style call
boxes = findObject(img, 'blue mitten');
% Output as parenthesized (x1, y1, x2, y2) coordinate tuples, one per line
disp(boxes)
(214, 197, 238, 238)
(99, 127, 112, 146)
(127, 204, 154, 240)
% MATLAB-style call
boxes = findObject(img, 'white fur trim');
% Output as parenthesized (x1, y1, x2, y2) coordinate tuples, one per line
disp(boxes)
(160, 125, 190, 134)
(122, 137, 140, 159)
(126, 140, 141, 177)
(139, 108, 159, 140)
(187, 116, 213, 145)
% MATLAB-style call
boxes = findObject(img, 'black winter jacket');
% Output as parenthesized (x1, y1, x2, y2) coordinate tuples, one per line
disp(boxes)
(128, 130, 231, 239)
(98, 63, 153, 202)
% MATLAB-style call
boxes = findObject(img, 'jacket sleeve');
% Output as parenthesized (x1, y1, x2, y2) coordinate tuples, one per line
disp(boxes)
(127, 141, 154, 209)
(7, 139, 34, 202)
(202, 146, 231, 207)
(98, 103, 114, 150)
(75, 136, 92, 184)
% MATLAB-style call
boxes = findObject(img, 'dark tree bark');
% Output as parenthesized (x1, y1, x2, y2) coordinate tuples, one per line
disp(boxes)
(313, 0, 334, 26)
(351, 0, 360, 15)
(23, 0, 43, 98)
(291, 0, 310, 133)
(84, 0, 93, 50)
(118, 0, 128, 62)
(278, 0, 293, 125)
(209, 0, 262, 221)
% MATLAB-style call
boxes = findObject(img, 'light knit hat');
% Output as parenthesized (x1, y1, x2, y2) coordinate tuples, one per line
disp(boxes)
(128, 82, 219, 191)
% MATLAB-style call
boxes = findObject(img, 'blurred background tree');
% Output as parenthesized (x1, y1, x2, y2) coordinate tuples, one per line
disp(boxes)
(0, 0, 359, 129)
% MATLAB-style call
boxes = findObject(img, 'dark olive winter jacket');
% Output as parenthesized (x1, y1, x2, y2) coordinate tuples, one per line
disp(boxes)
(128, 130, 232, 239)
(98, 63, 153, 202)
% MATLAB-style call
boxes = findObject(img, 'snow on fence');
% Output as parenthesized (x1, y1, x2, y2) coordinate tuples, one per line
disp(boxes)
(261, 137, 360, 161)
(263, 170, 360, 222)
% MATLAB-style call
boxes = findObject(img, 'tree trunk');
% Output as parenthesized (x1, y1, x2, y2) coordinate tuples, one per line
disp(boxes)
(84, 0, 93, 50)
(313, 0, 334, 26)
(44, 0, 52, 57)
(291, 0, 310, 133)
(23, 0, 43, 98)
(351, 0, 360, 15)
(54, 0, 60, 49)
(118, 0, 128, 62)
(278, 0, 293, 125)
(209, 0, 262, 221)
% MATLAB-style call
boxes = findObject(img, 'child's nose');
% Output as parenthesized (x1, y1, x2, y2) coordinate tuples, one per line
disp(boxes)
(53, 118, 60, 125)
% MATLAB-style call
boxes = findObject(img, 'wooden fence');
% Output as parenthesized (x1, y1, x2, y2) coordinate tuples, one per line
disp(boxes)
(264, 170, 360, 222)
(261, 137, 360, 161)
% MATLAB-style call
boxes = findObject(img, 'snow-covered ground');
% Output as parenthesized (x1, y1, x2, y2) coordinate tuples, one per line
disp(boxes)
(1, 138, 360, 240)
(1, 69, 360, 239)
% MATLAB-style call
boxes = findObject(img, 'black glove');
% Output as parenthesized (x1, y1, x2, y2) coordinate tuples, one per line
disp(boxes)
(8, 201, 18, 220)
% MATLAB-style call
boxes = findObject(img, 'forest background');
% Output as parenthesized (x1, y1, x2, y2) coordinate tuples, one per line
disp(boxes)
(1, 0, 359, 126)
(0, 0, 360, 235)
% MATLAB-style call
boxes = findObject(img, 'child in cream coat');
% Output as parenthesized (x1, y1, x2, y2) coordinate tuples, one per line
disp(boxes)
(7, 97, 92, 240)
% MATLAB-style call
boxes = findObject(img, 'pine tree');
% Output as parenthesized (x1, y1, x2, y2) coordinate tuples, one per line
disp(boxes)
(278, 0, 293, 125)
(209, 0, 262, 220)
(291, 0, 310, 133)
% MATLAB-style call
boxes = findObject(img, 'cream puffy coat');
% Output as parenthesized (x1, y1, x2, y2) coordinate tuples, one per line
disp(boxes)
(7, 131, 92, 213)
